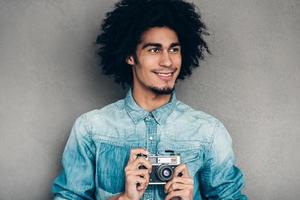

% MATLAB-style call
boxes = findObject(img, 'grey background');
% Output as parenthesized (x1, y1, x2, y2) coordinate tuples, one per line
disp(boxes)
(0, 0, 299, 199)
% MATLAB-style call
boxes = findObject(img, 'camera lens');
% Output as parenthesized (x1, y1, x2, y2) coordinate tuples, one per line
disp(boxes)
(157, 165, 174, 182)
(163, 169, 171, 177)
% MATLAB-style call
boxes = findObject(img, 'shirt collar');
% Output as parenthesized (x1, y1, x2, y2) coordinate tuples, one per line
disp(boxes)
(124, 89, 177, 125)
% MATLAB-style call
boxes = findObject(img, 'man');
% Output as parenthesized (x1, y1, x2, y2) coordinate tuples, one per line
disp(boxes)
(52, 0, 247, 199)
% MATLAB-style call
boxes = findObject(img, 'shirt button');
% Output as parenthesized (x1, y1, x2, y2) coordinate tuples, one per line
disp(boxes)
(149, 136, 153, 141)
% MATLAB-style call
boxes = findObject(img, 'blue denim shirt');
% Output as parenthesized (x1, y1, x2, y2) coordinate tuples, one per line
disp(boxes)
(52, 90, 247, 200)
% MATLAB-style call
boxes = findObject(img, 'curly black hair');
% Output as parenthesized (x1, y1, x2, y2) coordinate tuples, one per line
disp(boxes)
(96, 0, 209, 88)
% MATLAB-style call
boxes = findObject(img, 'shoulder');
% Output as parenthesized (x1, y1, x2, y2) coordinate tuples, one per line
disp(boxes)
(84, 99, 125, 119)
(74, 99, 126, 130)
(174, 100, 221, 126)
(171, 100, 228, 142)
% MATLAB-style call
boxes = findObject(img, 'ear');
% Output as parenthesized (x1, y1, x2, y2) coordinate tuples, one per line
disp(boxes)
(126, 55, 135, 65)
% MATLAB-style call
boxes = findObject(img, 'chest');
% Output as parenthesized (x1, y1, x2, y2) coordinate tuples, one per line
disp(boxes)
(92, 134, 208, 196)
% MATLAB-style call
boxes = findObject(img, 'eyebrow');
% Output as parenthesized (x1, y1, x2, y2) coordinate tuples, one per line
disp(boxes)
(141, 42, 181, 49)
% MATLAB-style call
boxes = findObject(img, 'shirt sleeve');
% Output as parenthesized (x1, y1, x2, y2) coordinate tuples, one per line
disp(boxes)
(199, 121, 247, 200)
(52, 114, 96, 200)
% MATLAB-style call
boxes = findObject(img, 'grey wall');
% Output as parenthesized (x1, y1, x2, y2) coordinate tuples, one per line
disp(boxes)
(0, 0, 299, 199)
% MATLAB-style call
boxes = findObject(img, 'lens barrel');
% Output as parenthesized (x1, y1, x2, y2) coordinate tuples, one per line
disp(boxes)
(157, 165, 174, 181)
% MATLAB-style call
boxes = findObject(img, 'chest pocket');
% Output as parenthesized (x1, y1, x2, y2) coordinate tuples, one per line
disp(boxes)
(157, 143, 204, 177)
(179, 149, 203, 177)
(95, 142, 141, 194)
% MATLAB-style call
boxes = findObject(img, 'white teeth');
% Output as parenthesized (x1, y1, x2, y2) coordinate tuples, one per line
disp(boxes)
(157, 73, 172, 77)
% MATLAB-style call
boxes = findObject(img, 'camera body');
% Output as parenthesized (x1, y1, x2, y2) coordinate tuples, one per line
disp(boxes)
(146, 154, 181, 185)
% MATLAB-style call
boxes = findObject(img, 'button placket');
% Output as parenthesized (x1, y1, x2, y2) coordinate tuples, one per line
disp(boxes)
(144, 114, 157, 155)
(143, 113, 157, 200)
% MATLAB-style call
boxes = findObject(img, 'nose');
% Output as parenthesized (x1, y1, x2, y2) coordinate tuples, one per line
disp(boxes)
(159, 51, 172, 67)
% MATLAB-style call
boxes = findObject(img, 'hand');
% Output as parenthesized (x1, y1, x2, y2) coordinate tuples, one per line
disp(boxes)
(119, 148, 152, 200)
(164, 164, 194, 200)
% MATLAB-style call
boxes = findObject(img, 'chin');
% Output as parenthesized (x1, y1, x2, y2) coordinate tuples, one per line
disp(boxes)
(149, 86, 175, 95)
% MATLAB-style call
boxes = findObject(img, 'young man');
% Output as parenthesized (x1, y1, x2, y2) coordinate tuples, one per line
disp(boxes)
(52, 0, 247, 199)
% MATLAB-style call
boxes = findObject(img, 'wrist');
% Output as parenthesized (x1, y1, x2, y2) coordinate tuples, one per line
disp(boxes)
(117, 194, 131, 200)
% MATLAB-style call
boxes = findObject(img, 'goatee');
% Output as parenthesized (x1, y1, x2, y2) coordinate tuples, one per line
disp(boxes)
(149, 86, 174, 95)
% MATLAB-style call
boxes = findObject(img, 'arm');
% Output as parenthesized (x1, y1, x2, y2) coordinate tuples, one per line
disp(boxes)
(164, 164, 194, 200)
(110, 149, 152, 200)
(52, 114, 96, 200)
(200, 121, 247, 200)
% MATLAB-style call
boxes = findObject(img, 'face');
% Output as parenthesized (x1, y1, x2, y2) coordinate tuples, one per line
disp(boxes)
(127, 27, 182, 95)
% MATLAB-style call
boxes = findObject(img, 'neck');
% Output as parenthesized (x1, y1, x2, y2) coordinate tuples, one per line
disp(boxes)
(132, 87, 172, 112)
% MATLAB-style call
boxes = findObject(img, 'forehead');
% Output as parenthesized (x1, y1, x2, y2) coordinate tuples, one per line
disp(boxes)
(139, 27, 179, 46)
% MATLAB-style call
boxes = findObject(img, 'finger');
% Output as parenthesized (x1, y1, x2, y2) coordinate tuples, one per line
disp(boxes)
(174, 164, 190, 178)
(126, 173, 147, 187)
(165, 189, 191, 200)
(165, 177, 194, 191)
(136, 158, 152, 171)
(125, 169, 150, 180)
(126, 157, 152, 172)
(135, 176, 148, 191)
(128, 148, 149, 162)
(165, 182, 188, 193)
(125, 169, 150, 190)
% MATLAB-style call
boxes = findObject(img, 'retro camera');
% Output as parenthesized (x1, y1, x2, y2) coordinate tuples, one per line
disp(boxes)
(138, 152, 181, 185)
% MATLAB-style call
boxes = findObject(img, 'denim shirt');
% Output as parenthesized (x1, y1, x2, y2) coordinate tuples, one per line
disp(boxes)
(52, 90, 247, 200)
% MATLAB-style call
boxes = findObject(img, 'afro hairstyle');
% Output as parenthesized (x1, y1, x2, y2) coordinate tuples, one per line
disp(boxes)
(96, 0, 210, 88)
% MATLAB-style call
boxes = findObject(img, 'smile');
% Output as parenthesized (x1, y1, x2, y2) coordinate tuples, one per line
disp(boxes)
(153, 70, 176, 81)
(156, 72, 173, 77)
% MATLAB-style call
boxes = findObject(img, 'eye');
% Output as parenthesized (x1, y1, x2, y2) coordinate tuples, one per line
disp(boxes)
(148, 47, 161, 53)
(169, 47, 180, 54)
